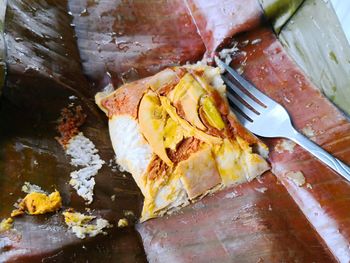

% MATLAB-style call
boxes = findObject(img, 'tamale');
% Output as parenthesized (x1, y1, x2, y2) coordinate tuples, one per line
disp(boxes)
(137, 24, 350, 263)
(96, 64, 269, 222)
(1, 0, 350, 262)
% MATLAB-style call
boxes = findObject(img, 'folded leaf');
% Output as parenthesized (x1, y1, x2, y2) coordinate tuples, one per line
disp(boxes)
(232, 26, 350, 263)
(68, 0, 206, 87)
(138, 173, 333, 262)
(259, 0, 304, 33)
(0, 0, 146, 262)
(279, 0, 350, 115)
(186, 0, 263, 56)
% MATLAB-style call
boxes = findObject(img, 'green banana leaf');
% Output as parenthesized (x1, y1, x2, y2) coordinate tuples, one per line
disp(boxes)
(0, 0, 6, 93)
(259, 0, 304, 33)
(278, 0, 350, 116)
(259, 0, 350, 116)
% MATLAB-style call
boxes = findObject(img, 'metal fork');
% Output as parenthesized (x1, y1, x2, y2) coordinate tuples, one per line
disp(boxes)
(216, 58, 350, 182)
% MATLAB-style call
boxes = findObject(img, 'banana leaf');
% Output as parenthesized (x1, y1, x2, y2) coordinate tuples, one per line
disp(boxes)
(278, 0, 350, 116)
(138, 173, 333, 262)
(138, 25, 350, 262)
(1, 0, 350, 262)
(331, 0, 350, 43)
(67, 0, 206, 88)
(231, 26, 350, 262)
(0, 0, 6, 94)
(67, 0, 264, 87)
(258, 0, 304, 33)
(186, 0, 263, 56)
(0, 0, 146, 262)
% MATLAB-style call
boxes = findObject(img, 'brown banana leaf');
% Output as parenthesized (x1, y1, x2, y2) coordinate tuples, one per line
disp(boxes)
(67, 0, 265, 87)
(67, 0, 206, 88)
(138, 173, 333, 262)
(231, 26, 350, 263)
(1, 0, 145, 262)
(186, 0, 263, 56)
(137, 25, 350, 263)
(1, 0, 350, 262)
(0, 0, 6, 93)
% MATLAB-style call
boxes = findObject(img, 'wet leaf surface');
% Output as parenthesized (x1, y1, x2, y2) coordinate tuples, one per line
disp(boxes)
(0, 0, 350, 262)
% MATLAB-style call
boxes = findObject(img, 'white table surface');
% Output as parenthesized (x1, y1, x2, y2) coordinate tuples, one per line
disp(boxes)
(330, 0, 350, 43)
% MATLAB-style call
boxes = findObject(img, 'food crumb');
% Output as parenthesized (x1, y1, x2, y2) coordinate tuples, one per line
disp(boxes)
(65, 133, 105, 204)
(215, 41, 240, 72)
(63, 211, 112, 239)
(251, 38, 262, 45)
(0, 218, 14, 232)
(306, 183, 313, 189)
(11, 191, 62, 217)
(56, 105, 87, 147)
(275, 139, 296, 153)
(286, 171, 306, 187)
(240, 40, 250, 46)
(236, 66, 244, 75)
(117, 218, 128, 228)
(124, 210, 135, 217)
(218, 42, 239, 65)
(302, 126, 315, 138)
(254, 187, 268, 193)
(257, 176, 264, 184)
(21, 182, 46, 194)
(225, 190, 239, 199)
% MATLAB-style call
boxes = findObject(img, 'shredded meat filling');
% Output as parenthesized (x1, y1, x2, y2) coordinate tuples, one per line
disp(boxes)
(227, 114, 257, 145)
(56, 105, 86, 147)
(147, 137, 202, 180)
(174, 101, 186, 120)
(210, 90, 230, 116)
(147, 156, 170, 181)
(167, 137, 202, 164)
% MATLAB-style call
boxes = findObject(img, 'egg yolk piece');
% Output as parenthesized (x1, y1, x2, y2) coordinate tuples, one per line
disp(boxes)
(11, 191, 62, 217)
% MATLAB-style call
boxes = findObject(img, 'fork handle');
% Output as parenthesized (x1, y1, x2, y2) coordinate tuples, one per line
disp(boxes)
(289, 130, 350, 182)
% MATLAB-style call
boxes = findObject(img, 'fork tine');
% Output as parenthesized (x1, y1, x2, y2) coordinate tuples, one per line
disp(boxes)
(222, 75, 266, 113)
(230, 107, 253, 130)
(226, 92, 257, 120)
(216, 58, 273, 106)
